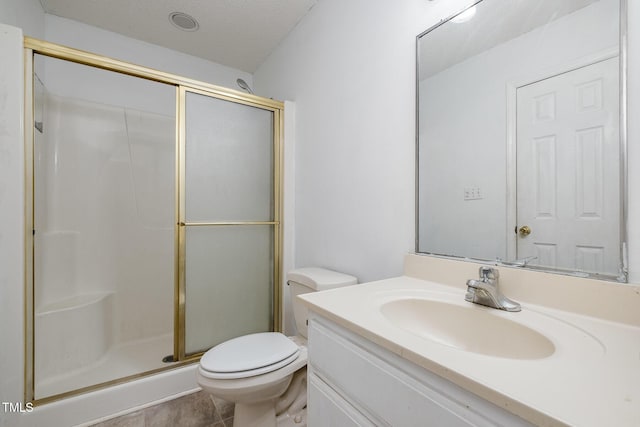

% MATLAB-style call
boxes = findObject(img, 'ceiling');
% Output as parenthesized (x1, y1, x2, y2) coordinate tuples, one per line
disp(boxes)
(38, 0, 317, 73)
(418, 0, 600, 80)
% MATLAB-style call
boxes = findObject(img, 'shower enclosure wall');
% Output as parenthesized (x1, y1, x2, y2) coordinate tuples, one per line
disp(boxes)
(25, 38, 283, 404)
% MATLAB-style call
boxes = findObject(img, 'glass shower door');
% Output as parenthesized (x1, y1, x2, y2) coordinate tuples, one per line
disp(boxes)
(180, 89, 280, 357)
(30, 53, 176, 400)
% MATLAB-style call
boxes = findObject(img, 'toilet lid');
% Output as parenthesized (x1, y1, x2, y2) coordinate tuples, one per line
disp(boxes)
(200, 332, 299, 378)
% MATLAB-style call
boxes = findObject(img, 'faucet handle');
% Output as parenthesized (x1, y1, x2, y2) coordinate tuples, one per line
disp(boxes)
(479, 266, 499, 280)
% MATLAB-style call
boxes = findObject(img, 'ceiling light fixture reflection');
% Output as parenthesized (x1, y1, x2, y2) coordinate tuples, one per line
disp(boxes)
(451, 6, 476, 23)
(169, 12, 200, 31)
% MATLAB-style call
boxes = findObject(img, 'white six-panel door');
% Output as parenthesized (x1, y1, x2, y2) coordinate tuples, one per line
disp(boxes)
(516, 57, 619, 275)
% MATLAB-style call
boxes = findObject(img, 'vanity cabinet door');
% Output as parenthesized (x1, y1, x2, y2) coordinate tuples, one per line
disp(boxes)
(308, 314, 533, 427)
(308, 374, 377, 427)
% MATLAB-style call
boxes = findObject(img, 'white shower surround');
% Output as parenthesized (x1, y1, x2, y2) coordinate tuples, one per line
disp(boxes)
(36, 291, 114, 383)
(32, 76, 176, 397)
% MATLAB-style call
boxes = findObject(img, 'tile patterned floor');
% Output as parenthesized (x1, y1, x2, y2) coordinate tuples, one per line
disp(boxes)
(90, 391, 234, 427)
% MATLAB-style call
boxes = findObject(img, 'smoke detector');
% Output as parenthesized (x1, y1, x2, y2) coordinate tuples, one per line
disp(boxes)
(169, 12, 199, 31)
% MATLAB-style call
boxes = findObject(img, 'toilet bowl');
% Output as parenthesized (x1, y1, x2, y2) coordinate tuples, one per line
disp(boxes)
(197, 268, 357, 427)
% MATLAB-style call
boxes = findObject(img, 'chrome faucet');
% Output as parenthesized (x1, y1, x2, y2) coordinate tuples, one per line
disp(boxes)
(465, 267, 521, 312)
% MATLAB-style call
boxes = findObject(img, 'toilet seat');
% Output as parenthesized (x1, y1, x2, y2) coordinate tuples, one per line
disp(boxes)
(200, 332, 300, 379)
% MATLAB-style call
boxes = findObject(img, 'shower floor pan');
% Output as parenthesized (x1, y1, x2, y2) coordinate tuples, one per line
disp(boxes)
(35, 333, 175, 399)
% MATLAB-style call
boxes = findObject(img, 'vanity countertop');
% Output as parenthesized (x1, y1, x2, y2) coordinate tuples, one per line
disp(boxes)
(299, 271, 640, 427)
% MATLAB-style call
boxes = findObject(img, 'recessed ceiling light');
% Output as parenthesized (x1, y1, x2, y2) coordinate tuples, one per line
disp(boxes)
(169, 12, 199, 32)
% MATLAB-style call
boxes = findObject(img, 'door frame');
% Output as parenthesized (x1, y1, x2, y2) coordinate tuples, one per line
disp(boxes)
(504, 47, 625, 281)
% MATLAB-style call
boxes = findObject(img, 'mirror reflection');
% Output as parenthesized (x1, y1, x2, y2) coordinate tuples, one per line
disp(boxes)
(417, 0, 626, 281)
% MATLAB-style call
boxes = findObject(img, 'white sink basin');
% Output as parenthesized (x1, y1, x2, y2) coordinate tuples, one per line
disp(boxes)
(380, 298, 555, 359)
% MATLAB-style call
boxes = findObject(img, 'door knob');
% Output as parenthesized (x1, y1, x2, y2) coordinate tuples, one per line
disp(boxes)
(518, 225, 531, 237)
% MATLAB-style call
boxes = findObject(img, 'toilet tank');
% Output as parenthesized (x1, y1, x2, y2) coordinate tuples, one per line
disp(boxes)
(287, 268, 357, 339)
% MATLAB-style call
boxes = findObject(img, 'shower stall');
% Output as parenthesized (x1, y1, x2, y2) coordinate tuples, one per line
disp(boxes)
(25, 39, 283, 403)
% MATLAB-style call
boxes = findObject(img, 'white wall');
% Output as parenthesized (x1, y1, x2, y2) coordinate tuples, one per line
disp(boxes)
(0, 0, 44, 38)
(419, 0, 618, 262)
(0, 23, 26, 427)
(255, 0, 472, 285)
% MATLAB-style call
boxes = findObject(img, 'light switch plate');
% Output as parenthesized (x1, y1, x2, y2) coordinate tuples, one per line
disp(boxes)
(464, 186, 483, 200)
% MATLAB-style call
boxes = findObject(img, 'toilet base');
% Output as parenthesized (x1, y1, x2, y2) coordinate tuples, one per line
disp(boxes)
(232, 402, 307, 427)
(276, 407, 307, 427)
(230, 368, 307, 427)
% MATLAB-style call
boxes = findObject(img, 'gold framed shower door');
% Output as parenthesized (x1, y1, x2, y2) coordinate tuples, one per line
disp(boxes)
(23, 37, 284, 405)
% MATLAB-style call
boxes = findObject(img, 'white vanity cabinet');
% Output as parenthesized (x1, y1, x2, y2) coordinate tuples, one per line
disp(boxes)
(307, 314, 533, 427)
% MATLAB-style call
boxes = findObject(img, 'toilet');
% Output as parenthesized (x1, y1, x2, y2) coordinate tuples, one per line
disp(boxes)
(197, 267, 357, 427)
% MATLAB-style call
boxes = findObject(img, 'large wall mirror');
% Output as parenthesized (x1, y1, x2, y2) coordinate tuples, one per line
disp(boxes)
(416, 0, 627, 281)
